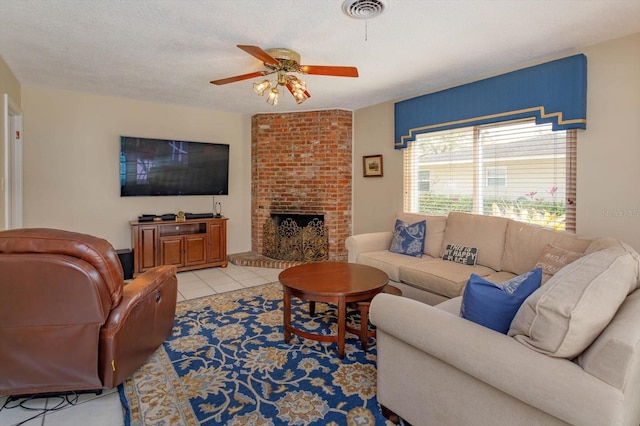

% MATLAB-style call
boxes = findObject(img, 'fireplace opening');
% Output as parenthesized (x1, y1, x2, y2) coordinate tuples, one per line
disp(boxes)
(263, 213, 328, 262)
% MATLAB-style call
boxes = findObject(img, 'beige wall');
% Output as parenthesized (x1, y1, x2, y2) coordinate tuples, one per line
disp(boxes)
(577, 33, 640, 250)
(0, 56, 22, 231)
(352, 32, 640, 251)
(21, 86, 251, 252)
(353, 101, 402, 234)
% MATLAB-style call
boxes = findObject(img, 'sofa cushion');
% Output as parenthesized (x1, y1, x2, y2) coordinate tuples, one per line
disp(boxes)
(399, 259, 495, 298)
(460, 269, 542, 333)
(508, 247, 638, 358)
(501, 220, 592, 276)
(534, 244, 584, 283)
(396, 212, 447, 258)
(389, 219, 426, 257)
(586, 238, 640, 292)
(483, 271, 518, 283)
(442, 244, 478, 266)
(441, 212, 509, 271)
(357, 250, 431, 282)
(584, 237, 624, 254)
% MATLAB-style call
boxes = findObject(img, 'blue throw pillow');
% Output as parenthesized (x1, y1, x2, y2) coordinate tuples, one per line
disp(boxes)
(460, 268, 542, 334)
(389, 219, 426, 258)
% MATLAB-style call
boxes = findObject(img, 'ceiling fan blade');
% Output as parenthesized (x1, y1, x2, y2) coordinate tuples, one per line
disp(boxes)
(300, 65, 359, 77)
(210, 70, 273, 85)
(237, 45, 280, 66)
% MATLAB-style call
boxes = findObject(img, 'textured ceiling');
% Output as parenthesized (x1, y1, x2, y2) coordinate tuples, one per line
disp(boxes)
(1, 0, 639, 115)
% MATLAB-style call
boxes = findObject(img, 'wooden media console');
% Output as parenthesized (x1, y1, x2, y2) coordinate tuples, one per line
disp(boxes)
(130, 217, 228, 276)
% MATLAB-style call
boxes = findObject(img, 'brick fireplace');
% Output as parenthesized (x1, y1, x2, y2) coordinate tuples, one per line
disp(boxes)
(251, 109, 352, 261)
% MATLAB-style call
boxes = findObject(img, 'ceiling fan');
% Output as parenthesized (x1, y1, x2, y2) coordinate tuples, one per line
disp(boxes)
(210, 45, 359, 105)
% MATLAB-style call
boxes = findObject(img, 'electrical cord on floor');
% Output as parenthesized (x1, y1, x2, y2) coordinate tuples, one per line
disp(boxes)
(0, 392, 80, 426)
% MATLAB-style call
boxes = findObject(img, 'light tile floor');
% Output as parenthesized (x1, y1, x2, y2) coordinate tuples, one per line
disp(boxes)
(0, 264, 283, 426)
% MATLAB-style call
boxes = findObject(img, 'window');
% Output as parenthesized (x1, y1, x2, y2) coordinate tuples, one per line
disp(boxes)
(486, 166, 506, 188)
(418, 170, 431, 192)
(403, 119, 576, 231)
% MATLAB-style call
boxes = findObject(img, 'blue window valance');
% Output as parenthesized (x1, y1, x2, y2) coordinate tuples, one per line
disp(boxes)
(395, 54, 587, 149)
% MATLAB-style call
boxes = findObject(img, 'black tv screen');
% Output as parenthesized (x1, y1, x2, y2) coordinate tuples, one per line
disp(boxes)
(120, 136, 229, 196)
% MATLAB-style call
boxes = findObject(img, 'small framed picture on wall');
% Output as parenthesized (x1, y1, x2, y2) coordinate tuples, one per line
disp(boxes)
(363, 155, 383, 177)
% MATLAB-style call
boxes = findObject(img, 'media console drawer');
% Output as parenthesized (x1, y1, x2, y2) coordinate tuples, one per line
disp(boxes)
(130, 217, 228, 276)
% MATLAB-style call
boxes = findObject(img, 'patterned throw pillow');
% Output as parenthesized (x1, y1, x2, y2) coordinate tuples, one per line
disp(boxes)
(389, 219, 426, 258)
(460, 268, 542, 334)
(535, 244, 584, 283)
(442, 243, 478, 266)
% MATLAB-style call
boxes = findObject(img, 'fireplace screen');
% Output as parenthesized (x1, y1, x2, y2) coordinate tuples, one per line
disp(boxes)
(263, 214, 328, 262)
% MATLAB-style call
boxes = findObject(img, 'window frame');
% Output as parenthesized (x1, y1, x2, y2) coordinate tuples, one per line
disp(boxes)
(403, 119, 576, 232)
(485, 166, 507, 188)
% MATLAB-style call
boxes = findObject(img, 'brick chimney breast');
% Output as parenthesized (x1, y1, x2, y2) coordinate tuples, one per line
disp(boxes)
(251, 110, 352, 261)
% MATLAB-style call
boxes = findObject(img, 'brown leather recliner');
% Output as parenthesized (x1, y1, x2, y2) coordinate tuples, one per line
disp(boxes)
(0, 228, 178, 396)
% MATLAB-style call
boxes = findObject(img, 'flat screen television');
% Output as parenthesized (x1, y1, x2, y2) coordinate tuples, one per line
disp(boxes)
(120, 136, 229, 196)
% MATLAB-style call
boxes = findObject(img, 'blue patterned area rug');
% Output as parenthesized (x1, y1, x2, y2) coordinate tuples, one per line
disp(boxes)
(118, 282, 394, 425)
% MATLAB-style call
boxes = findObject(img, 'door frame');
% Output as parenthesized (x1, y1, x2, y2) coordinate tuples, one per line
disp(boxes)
(3, 94, 23, 229)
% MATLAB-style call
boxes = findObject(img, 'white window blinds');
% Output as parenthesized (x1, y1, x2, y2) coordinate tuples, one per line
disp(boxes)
(403, 119, 576, 231)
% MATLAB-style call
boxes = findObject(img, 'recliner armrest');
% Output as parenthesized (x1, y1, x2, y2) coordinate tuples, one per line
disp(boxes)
(369, 293, 621, 426)
(105, 265, 177, 328)
(99, 265, 177, 388)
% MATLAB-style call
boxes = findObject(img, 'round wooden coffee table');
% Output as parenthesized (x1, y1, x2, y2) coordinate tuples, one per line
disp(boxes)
(279, 262, 389, 359)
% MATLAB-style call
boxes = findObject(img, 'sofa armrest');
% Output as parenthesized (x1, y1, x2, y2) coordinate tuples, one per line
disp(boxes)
(99, 265, 178, 387)
(369, 294, 622, 426)
(345, 231, 393, 263)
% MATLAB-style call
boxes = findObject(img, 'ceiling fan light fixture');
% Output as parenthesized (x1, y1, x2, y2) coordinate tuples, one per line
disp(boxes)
(286, 83, 310, 105)
(285, 75, 310, 104)
(293, 90, 310, 104)
(277, 71, 288, 86)
(266, 87, 279, 105)
(287, 75, 306, 90)
(253, 80, 271, 96)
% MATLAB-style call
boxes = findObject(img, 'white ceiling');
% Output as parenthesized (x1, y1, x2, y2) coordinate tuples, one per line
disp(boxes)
(1, 0, 639, 115)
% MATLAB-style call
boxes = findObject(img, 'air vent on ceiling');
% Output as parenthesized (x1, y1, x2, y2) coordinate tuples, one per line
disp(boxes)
(342, 0, 388, 20)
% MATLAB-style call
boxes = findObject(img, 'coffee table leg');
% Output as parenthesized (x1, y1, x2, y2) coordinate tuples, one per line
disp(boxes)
(360, 303, 370, 350)
(309, 301, 316, 317)
(337, 295, 346, 359)
(283, 288, 291, 343)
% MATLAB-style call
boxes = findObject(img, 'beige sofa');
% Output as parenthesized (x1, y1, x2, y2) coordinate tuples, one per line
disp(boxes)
(346, 211, 609, 305)
(352, 212, 640, 425)
(370, 243, 640, 426)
